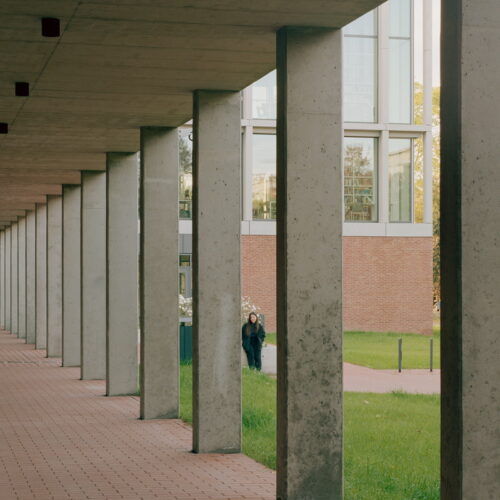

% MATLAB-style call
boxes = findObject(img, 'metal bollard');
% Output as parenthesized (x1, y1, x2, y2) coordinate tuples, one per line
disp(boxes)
(430, 338, 433, 372)
(398, 338, 402, 373)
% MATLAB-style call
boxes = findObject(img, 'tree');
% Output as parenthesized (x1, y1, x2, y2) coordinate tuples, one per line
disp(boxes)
(414, 83, 441, 304)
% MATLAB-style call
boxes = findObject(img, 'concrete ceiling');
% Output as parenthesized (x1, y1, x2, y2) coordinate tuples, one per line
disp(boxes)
(0, 0, 383, 223)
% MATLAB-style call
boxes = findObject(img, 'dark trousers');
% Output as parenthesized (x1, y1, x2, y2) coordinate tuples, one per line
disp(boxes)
(244, 343, 262, 371)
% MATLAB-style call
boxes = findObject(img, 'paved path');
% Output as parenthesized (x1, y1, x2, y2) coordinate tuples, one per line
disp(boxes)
(261, 344, 440, 394)
(0, 329, 275, 500)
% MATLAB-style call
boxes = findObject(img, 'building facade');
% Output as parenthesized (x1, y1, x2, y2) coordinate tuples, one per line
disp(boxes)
(178, 0, 434, 334)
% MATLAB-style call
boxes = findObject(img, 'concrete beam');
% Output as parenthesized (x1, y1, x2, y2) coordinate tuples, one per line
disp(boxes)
(0, 203, 37, 211)
(0, 169, 81, 185)
(81, 171, 106, 380)
(106, 152, 139, 396)
(0, 185, 63, 196)
(192, 90, 241, 454)
(62, 185, 81, 367)
(35, 204, 47, 349)
(139, 127, 179, 420)
(276, 27, 343, 500)
(441, 2, 500, 498)
(47, 196, 63, 357)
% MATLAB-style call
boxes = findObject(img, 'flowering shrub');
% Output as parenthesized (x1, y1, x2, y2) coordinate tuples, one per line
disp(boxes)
(241, 296, 262, 323)
(179, 295, 192, 318)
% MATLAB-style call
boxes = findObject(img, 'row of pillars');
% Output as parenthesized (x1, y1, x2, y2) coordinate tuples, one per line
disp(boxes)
(0, 13, 497, 498)
(0, 29, 342, 499)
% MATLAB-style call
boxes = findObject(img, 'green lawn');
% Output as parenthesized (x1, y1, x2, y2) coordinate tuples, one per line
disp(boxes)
(266, 330, 440, 370)
(180, 364, 440, 500)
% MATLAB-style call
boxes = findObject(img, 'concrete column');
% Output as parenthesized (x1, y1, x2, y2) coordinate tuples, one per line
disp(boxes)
(0, 230, 4, 329)
(5, 227, 11, 331)
(18, 218, 26, 339)
(26, 211, 36, 344)
(11, 223, 18, 336)
(139, 127, 179, 420)
(441, 2, 500, 499)
(192, 91, 241, 453)
(62, 185, 81, 366)
(35, 204, 47, 349)
(276, 27, 343, 500)
(81, 171, 106, 380)
(47, 196, 63, 357)
(106, 153, 139, 396)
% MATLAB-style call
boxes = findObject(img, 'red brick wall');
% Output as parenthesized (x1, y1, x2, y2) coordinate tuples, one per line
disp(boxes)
(343, 237, 433, 335)
(241, 235, 277, 331)
(242, 235, 433, 335)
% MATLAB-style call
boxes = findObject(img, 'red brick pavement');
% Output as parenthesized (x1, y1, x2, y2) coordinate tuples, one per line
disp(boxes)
(0, 329, 275, 500)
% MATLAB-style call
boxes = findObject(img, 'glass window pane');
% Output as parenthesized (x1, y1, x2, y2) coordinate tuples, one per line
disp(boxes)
(389, 138, 412, 222)
(389, 38, 411, 123)
(252, 134, 276, 220)
(344, 37, 377, 122)
(179, 128, 193, 219)
(413, 136, 424, 223)
(389, 0, 411, 38)
(344, 9, 377, 36)
(344, 137, 378, 222)
(252, 71, 277, 119)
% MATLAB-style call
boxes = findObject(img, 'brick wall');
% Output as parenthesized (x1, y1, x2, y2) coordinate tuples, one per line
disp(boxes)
(241, 235, 277, 331)
(343, 237, 433, 335)
(241, 235, 433, 335)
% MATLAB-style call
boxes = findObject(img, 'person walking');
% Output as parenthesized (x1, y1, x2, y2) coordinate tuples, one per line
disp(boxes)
(241, 312, 266, 371)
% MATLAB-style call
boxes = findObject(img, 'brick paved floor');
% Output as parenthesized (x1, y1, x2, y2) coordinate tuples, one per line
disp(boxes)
(0, 329, 275, 500)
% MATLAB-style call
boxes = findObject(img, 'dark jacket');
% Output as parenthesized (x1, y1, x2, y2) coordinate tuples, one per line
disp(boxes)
(241, 323, 265, 351)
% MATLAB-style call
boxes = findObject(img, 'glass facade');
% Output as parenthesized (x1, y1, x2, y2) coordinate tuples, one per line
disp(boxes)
(344, 138, 378, 221)
(179, 128, 193, 219)
(389, 138, 412, 222)
(389, 0, 412, 124)
(252, 71, 277, 119)
(344, 10, 378, 123)
(177, 0, 431, 230)
(252, 134, 277, 220)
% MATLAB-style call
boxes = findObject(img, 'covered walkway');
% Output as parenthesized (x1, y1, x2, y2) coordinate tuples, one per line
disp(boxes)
(0, 329, 275, 500)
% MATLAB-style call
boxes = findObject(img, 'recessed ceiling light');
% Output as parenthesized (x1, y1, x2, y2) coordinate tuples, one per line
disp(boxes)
(41, 17, 60, 37)
(15, 82, 30, 97)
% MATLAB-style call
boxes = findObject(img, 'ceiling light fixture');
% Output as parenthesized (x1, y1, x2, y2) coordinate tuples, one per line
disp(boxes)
(41, 17, 60, 37)
(15, 82, 30, 97)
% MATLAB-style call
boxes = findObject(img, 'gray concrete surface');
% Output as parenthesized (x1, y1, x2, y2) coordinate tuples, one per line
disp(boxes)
(5, 228, 10, 332)
(10, 223, 18, 336)
(47, 196, 63, 358)
(441, 2, 500, 498)
(26, 211, 36, 345)
(276, 27, 343, 500)
(139, 127, 180, 420)
(35, 205, 47, 350)
(106, 153, 139, 396)
(17, 217, 26, 339)
(192, 91, 242, 454)
(81, 172, 107, 380)
(0, 231, 4, 329)
(62, 185, 81, 367)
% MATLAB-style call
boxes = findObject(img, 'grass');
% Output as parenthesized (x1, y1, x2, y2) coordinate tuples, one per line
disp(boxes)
(179, 363, 440, 500)
(344, 329, 440, 369)
(265, 329, 441, 370)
